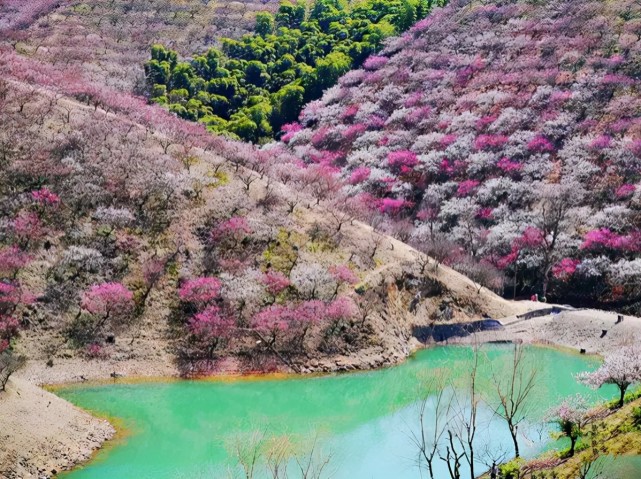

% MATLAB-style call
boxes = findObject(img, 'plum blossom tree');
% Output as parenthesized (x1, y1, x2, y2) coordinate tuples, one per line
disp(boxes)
(31, 187, 60, 207)
(80, 282, 134, 339)
(138, 254, 175, 309)
(10, 211, 46, 249)
(187, 305, 235, 359)
(348, 166, 371, 185)
(387, 150, 419, 172)
(325, 296, 357, 336)
(527, 135, 555, 153)
(261, 271, 291, 303)
(81, 283, 133, 319)
(547, 394, 590, 457)
(455, 259, 504, 294)
(290, 263, 335, 300)
(577, 345, 641, 408)
(211, 216, 252, 250)
(0, 246, 30, 280)
(251, 305, 291, 347)
(552, 258, 580, 281)
(328, 265, 359, 297)
(292, 300, 327, 345)
(178, 277, 222, 310)
(0, 315, 20, 354)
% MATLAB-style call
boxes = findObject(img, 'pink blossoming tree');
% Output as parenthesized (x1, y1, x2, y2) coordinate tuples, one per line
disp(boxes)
(81, 282, 134, 335)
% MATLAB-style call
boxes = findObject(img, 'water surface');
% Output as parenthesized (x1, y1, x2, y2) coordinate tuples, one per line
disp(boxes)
(57, 345, 616, 479)
(592, 455, 641, 478)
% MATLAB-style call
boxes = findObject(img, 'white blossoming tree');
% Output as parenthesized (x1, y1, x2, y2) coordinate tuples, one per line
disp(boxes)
(577, 345, 641, 408)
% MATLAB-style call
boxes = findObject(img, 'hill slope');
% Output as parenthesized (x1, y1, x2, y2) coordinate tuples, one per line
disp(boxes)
(279, 0, 641, 312)
(0, 0, 279, 92)
(0, 70, 529, 383)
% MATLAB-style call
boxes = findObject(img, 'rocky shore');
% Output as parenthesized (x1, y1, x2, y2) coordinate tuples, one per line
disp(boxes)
(0, 377, 114, 479)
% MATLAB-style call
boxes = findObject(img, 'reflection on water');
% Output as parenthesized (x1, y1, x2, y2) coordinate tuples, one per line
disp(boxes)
(56, 345, 615, 479)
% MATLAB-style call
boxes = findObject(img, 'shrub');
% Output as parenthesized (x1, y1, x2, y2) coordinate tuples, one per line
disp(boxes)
(500, 458, 525, 479)
(632, 406, 641, 428)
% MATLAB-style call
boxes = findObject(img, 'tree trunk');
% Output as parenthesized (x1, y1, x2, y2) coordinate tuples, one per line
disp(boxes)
(509, 422, 519, 458)
(427, 463, 434, 479)
(569, 436, 577, 457)
(619, 385, 627, 408)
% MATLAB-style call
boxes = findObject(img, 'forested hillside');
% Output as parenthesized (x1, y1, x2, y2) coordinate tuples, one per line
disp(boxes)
(145, 0, 446, 143)
(0, 59, 517, 377)
(278, 0, 641, 312)
(3, 1, 641, 478)
(0, 0, 279, 92)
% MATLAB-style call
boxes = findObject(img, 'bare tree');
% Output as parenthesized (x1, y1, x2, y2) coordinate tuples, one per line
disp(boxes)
(454, 259, 504, 294)
(285, 194, 300, 215)
(535, 182, 583, 298)
(258, 179, 279, 211)
(0, 351, 26, 391)
(411, 233, 458, 273)
(228, 429, 265, 479)
(227, 429, 333, 479)
(478, 443, 509, 479)
(413, 250, 432, 275)
(293, 435, 333, 479)
(577, 448, 604, 479)
(453, 343, 481, 479)
(411, 344, 483, 479)
(238, 169, 258, 192)
(354, 290, 379, 328)
(265, 435, 292, 479)
(408, 372, 452, 479)
(491, 344, 539, 458)
(328, 206, 352, 233)
(440, 429, 465, 479)
(368, 234, 386, 260)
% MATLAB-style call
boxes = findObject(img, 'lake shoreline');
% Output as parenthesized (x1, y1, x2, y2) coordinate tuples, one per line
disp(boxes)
(0, 377, 115, 479)
(452, 308, 641, 357)
(3, 307, 639, 478)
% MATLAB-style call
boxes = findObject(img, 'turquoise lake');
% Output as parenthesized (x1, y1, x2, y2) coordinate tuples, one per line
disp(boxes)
(56, 345, 620, 479)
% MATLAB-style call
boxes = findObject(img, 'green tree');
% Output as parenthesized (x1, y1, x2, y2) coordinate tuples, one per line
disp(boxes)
(395, 0, 418, 31)
(227, 114, 258, 142)
(275, 1, 306, 29)
(145, 0, 442, 141)
(245, 61, 270, 87)
(144, 60, 170, 86)
(255, 12, 275, 37)
(271, 84, 305, 132)
(315, 51, 352, 89)
(150, 44, 177, 68)
(169, 63, 195, 92)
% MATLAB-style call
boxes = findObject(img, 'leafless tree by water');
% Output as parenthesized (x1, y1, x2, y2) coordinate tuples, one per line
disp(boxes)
(490, 344, 539, 459)
(409, 344, 485, 479)
(226, 428, 334, 479)
(408, 370, 452, 479)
